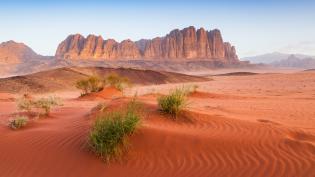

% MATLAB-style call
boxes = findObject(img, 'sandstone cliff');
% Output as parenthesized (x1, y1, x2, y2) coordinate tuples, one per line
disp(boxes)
(55, 26, 239, 62)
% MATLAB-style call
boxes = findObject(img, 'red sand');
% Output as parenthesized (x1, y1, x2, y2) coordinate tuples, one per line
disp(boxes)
(0, 93, 15, 101)
(0, 71, 315, 177)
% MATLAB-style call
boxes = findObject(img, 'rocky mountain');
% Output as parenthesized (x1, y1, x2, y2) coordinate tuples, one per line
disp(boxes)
(0, 40, 43, 64)
(242, 52, 314, 64)
(55, 26, 239, 63)
(271, 55, 315, 68)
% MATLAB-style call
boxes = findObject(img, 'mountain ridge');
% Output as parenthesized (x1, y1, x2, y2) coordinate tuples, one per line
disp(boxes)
(241, 52, 315, 64)
(271, 54, 315, 68)
(55, 26, 239, 63)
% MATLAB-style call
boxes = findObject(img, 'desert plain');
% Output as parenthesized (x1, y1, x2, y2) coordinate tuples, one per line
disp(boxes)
(0, 68, 314, 177)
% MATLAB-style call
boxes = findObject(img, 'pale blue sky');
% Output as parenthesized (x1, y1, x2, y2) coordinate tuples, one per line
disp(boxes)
(0, 0, 314, 57)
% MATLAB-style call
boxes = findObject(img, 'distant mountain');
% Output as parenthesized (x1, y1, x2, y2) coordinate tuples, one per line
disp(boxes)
(0, 40, 46, 64)
(55, 26, 239, 64)
(242, 52, 314, 64)
(271, 55, 315, 69)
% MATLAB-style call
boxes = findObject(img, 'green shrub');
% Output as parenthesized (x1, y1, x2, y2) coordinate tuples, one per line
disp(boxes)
(105, 73, 130, 91)
(17, 96, 33, 112)
(88, 76, 105, 92)
(89, 99, 141, 162)
(76, 76, 105, 95)
(8, 116, 29, 129)
(76, 74, 131, 95)
(157, 88, 188, 118)
(76, 79, 90, 95)
(33, 96, 62, 115)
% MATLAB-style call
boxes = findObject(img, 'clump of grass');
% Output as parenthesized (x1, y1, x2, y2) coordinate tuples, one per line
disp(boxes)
(157, 88, 188, 118)
(180, 84, 199, 95)
(105, 73, 130, 91)
(17, 96, 33, 112)
(76, 75, 105, 96)
(76, 74, 131, 95)
(8, 116, 29, 129)
(88, 99, 141, 162)
(33, 97, 62, 116)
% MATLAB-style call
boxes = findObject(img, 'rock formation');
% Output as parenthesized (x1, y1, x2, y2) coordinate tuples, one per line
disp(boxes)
(0, 41, 42, 64)
(55, 26, 239, 63)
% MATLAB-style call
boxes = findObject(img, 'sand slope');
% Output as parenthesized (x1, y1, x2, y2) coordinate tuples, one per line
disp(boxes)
(0, 67, 209, 94)
(0, 100, 314, 177)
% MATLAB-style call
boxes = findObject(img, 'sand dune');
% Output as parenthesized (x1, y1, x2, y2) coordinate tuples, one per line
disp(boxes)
(0, 71, 314, 177)
(0, 67, 209, 94)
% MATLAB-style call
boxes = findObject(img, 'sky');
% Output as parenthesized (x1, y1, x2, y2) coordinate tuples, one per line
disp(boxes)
(0, 0, 314, 58)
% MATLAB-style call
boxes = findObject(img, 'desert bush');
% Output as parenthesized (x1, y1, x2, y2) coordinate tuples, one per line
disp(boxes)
(76, 74, 131, 95)
(88, 76, 105, 92)
(89, 99, 141, 162)
(33, 96, 62, 115)
(76, 79, 90, 95)
(157, 88, 188, 118)
(17, 96, 33, 112)
(8, 116, 29, 129)
(105, 73, 130, 91)
(180, 85, 199, 95)
(76, 76, 105, 95)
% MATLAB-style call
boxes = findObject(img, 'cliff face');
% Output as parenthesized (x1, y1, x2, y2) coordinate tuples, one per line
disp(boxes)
(55, 26, 239, 62)
(0, 41, 42, 64)
(55, 35, 141, 60)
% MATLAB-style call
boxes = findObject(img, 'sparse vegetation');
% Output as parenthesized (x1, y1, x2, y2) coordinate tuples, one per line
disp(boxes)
(88, 76, 105, 92)
(17, 96, 33, 112)
(16, 95, 62, 116)
(76, 79, 90, 95)
(8, 116, 29, 129)
(76, 74, 130, 95)
(88, 99, 141, 162)
(76, 76, 105, 95)
(181, 84, 199, 95)
(105, 73, 130, 91)
(157, 88, 188, 118)
(33, 97, 62, 115)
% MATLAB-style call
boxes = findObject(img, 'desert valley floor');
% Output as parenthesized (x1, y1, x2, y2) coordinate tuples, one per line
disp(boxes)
(0, 69, 315, 177)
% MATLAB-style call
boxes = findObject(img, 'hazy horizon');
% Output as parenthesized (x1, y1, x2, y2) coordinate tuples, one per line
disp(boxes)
(1, 0, 314, 58)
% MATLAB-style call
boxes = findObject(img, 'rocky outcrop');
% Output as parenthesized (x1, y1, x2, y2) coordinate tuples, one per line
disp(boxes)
(55, 35, 141, 60)
(55, 26, 239, 62)
(224, 42, 239, 63)
(0, 41, 42, 64)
